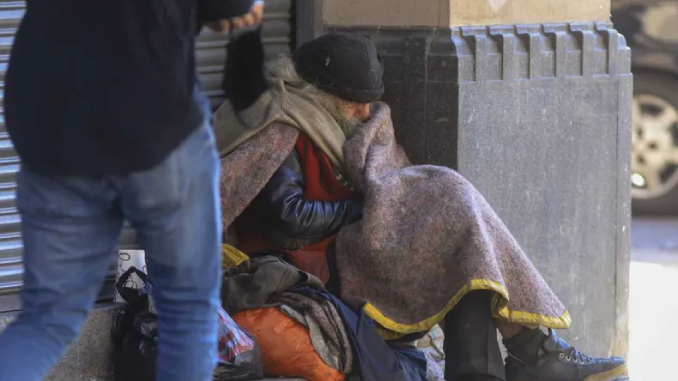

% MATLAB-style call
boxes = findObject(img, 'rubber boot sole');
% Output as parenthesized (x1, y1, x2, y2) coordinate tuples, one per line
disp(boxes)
(508, 363, 629, 381)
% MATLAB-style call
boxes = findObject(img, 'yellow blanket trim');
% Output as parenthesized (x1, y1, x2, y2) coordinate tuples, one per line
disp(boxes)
(222, 244, 249, 268)
(218, 249, 571, 339)
(365, 279, 571, 340)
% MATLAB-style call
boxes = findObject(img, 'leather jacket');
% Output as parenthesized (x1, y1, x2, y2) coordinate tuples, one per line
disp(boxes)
(244, 151, 363, 250)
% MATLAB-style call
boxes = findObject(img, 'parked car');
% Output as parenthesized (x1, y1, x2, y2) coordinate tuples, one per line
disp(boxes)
(612, 0, 678, 214)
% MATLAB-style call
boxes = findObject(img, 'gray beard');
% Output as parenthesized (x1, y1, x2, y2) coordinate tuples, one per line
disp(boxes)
(316, 96, 362, 138)
(335, 115, 362, 138)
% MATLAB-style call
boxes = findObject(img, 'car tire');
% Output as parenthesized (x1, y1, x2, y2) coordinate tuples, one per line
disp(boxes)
(632, 72, 678, 215)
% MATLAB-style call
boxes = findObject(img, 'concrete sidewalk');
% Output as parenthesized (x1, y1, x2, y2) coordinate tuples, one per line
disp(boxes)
(0, 306, 116, 381)
(1, 307, 305, 381)
(628, 250, 678, 381)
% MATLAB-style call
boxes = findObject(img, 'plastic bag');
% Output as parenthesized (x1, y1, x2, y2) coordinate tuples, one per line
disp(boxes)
(416, 325, 445, 373)
(112, 267, 263, 381)
(111, 267, 157, 381)
(214, 305, 264, 380)
(116, 311, 158, 381)
(233, 308, 345, 381)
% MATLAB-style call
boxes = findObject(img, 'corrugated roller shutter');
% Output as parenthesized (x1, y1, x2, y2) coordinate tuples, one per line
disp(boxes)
(0, 1, 27, 312)
(0, 1, 294, 312)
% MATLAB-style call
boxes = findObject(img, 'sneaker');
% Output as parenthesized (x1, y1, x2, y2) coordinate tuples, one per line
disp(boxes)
(504, 329, 628, 381)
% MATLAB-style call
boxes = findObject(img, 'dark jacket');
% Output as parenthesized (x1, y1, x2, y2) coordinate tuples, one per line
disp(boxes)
(6, 0, 252, 177)
(197, 0, 253, 23)
(243, 149, 363, 250)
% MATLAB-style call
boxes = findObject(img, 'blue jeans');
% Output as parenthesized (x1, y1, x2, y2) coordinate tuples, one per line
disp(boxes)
(0, 111, 221, 379)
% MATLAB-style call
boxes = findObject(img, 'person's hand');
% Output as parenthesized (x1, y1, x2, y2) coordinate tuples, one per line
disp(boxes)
(207, 1, 265, 33)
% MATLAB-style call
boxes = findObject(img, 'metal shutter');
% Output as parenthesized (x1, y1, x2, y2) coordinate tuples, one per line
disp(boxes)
(0, 0, 294, 312)
(0, 0, 27, 312)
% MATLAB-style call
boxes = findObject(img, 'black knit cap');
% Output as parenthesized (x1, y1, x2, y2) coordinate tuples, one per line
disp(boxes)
(292, 32, 384, 103)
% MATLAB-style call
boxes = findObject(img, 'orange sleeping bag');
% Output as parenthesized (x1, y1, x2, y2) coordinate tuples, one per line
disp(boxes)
(233, 308, 345, 381)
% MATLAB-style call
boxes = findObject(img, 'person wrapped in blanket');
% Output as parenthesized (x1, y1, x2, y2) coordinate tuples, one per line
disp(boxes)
(222, 33, 627, 381)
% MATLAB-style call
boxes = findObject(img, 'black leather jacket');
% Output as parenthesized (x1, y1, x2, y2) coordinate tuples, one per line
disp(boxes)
(242, 151, 363, 250)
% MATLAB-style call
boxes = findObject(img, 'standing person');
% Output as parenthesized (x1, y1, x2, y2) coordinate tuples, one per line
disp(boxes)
(0, 1, 264, 381)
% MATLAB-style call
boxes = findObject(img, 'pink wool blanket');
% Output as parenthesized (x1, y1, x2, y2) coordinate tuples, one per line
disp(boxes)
(219, 103, 570, 336)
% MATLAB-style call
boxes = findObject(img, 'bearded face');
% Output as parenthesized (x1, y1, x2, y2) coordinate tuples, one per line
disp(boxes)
(318, 95, 371, 138)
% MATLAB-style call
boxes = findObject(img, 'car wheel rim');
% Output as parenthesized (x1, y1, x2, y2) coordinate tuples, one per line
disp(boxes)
(632, 94, 678, 200)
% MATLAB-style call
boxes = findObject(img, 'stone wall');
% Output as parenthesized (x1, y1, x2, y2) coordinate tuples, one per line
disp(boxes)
(323, 0, 611, 27)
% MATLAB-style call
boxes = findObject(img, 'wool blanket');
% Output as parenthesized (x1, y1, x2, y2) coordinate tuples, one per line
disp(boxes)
(219, 102, 571, 337)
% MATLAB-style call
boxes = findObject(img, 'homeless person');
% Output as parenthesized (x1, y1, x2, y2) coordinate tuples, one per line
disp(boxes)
(214, 32, 629, 381)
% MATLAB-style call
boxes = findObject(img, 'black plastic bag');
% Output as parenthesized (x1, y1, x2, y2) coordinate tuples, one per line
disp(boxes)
(114, 311, 158, 381)
(111, 267, 157, 381)
(111, 267, 263, 381)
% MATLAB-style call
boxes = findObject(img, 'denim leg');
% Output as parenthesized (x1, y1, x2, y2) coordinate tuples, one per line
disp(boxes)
(0, 169, 124, 381)
(120, 120, 221, 381)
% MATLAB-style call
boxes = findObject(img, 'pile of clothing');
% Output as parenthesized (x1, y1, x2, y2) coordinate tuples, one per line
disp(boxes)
(221, 246, 445, 381)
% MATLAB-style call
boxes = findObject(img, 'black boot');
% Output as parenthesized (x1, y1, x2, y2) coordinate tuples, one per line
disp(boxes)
(503, 328, 628, 381)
